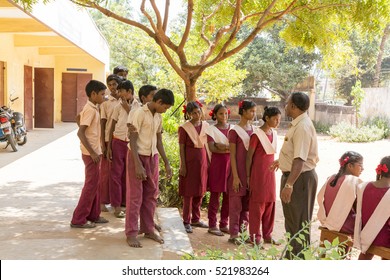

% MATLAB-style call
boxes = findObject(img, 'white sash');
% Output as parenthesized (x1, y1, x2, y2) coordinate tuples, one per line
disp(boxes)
(255, 129, 277, 155)
(229, 125, 255, 151)
(354, 182, 390, 253)
(206, 125, 231, 145)
(317, 175, 361, 231)
(181, 121, 209, 149)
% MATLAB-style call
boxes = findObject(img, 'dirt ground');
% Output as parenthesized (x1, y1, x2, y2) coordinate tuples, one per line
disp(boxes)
(182, 134, 390, 259)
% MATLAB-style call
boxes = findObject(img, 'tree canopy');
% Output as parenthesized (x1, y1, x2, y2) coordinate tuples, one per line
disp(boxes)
(15, 0, 390, 101)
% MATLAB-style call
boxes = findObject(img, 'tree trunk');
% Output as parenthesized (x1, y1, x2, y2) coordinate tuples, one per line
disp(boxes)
(185, 80, 197, 101)
(373, 23, 390, 87)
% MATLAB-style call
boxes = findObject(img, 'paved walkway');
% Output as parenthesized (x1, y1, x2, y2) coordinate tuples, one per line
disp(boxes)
(0, 123, 192, 260)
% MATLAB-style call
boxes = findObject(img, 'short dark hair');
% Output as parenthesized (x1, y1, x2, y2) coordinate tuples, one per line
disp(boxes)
(262, 106, 281, 122)
(117, 80, 134, 93)
(153, 88, 174, 105)
(238, 100, 256, 115)
(106, 74, 122, 85)
(290, 92, 310, 111)
(139, 85, 157, 101)
(85, 80, 106, 97)
(113, 65, 128, 74)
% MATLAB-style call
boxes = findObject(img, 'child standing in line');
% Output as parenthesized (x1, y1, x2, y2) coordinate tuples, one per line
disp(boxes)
(127, 85, 161, 232)
(107, 80, 140, 218)
(206, 104, 231, 236)
(70, 80, 108, 228)
(246, 106, 281, 245)
(227, 100, 257, 244)
(317, 151, 364, 254)
(113, 65, 129, 80)
(99, 74, 122, 212)
(354, 156, 390, 260)
(179, 101, 209, 234)
(125, 89, 174, 248)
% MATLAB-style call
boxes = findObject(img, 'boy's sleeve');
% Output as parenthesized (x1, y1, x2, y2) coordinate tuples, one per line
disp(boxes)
(100, 102, 107, 119)
(130, 108, 144, 132)
(111, 104, 120, 122)
(156, 115, 162, 133)
(80, 107, 94, 127)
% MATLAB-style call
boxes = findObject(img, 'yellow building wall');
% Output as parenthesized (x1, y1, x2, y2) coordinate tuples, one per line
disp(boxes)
(0, 33, 106, 124)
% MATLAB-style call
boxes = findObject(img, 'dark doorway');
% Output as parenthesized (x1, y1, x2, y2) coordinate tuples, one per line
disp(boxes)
(24, 65, 33, 130)
(61, 73, 92, 122)
(34, 68, 54, 128)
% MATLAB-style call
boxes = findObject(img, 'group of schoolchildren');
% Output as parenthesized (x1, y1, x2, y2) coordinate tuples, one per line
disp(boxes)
(179, 100, 282, 246)
(69, 65, 389, 255)
(317, 152, 390, 260)
(70, 66, 174, 248)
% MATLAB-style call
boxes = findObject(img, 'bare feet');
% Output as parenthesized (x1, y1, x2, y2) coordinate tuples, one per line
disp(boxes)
(154, 223, 162, 232)
(144, 231, 164, 244)
(127, 236, 142, 248)
(100, 204, 109, 212)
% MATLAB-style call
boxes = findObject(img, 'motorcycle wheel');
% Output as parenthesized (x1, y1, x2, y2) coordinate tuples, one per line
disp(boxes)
(6, 130, 18, 152)
(17, 135, 27, 146)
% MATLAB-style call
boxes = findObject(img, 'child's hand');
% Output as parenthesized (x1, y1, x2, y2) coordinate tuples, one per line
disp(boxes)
(135, 165, 147, 181)
(233, 176, 241, 192)
(179, 165, 187, 177)
(90, 152, 100, 164)
(165, 164, 172, 180)
(270, 160, 279, 171)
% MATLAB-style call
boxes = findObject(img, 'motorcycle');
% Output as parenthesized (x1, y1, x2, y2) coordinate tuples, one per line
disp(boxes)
(0, 96, 27, 152)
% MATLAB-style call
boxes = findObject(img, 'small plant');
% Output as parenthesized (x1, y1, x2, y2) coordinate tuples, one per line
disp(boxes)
(313, 121, 331, 135)
(183, 222, 350, 260)
(361, 115, 390, 138)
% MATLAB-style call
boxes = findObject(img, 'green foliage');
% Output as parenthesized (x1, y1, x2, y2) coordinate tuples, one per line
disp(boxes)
(238, 25, 320, 100)
(361, 115, 390, 138)
(183, 222, 349, 260)
(158, 133, 181, 208)
(350, 80, 365, 126)
(313, 121, 331, 135)
(329, 122, 386, 142)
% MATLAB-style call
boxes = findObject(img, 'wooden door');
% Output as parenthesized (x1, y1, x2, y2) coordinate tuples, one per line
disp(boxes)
(61, 73, 92, 122)
(0, 61, 4, 107)
(24, 65, 33, 130)
(34, 68, 54, 128)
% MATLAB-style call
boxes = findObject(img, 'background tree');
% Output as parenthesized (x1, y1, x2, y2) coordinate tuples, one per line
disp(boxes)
(16, 0, 390, 101)
(238, 24, 319, 101)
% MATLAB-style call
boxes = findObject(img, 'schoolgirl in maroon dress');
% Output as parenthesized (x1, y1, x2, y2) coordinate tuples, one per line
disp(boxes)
(178, 101, 209, 233)
(246, 106, 281, 245)
(355, 156, 390, 260)
(227, 100, 257, 244)
(206, 104, 231, 236)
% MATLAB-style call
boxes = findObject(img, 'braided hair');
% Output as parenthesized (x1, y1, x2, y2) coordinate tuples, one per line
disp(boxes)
(238, 100, 256, 115)
(210, 104, 228, 121)
(262, 106, 281, 122)
(376, 156, 390, 181)
(330, 151, 363, 187)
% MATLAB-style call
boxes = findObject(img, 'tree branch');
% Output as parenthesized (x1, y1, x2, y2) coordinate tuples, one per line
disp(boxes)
(178, 0, 193, 52)
(140, 0, 158, 32)
(162, 0, 170, 32)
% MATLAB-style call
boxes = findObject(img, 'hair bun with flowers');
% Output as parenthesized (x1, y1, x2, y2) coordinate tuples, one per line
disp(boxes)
(339, 156, 349, 167)
(238, 100, 244, 109)
(208, 109, 214, 117)
(376, 163, 388, 175)
(182, 104, 187, 114)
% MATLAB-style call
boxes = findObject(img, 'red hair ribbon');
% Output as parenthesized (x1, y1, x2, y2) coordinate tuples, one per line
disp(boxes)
(339, 156, 349, 167)
(238, 100, 244, 108)
(227, 108, 231, 114)
(182, 105, 187, 114)
(195, 100, 203, 108)
(376, 164, 388, 175)
(208, 109, 214, 117)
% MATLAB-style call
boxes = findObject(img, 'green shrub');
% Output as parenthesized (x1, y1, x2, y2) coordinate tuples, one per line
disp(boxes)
(313, 121, 331, 135)
(361, 115, 390, 138)
(183, 222, 349, 260)
(329, 122, 385, 142)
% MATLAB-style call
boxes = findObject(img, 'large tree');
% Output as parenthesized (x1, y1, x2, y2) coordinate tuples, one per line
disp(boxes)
(238, 25, 319, 101)
(16, 0, 390, 101)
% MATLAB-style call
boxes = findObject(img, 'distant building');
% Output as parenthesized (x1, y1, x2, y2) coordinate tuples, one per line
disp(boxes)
(0, 0, 109, 129)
